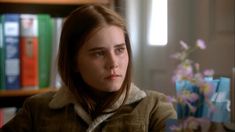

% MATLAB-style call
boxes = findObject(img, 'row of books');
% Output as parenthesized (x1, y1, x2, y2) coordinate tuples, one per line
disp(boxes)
(0, 13, 64, 90)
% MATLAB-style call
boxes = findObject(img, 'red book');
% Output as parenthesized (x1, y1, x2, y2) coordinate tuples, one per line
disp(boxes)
(20, 15, 39, 89)
(20, 37, 38, 88)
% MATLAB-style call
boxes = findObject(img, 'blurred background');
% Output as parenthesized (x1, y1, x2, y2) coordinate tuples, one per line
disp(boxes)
(116, 0, 234, 122)
(0, 0, 234, 125)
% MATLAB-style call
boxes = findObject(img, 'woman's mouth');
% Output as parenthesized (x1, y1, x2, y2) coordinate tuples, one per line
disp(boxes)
(105, 74, 121, 80)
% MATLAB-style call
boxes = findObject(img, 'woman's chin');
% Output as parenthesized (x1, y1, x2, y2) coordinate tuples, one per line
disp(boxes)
(100, 84, 122, 92)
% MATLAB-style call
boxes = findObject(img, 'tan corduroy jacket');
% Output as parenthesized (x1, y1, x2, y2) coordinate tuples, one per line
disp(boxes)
(1, 83, 177, 132)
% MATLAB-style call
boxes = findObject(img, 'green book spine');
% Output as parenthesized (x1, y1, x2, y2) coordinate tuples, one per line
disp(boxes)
(37, 14, 53, 88)
(0, 15, 5, 90)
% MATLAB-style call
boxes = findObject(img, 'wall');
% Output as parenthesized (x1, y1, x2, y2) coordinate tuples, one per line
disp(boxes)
(192, 0, 234, 121)
(126, 0, 196, 96)
(125, 0, 234, 121)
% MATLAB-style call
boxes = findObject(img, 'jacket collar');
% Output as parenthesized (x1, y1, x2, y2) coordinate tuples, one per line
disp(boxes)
(49, 83, 146, 132)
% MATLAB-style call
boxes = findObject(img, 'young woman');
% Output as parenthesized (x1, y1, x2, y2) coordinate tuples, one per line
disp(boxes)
(1, 4, 176, 132)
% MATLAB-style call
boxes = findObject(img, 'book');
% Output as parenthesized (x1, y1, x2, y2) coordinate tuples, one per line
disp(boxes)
(37, 14, 53, 89)
(20, 14, 39, 89)
(0, 15, 5, 90)
(50, 17, 63, 89)
(0, 109, 3, 127)
(2, 14, 20, 90)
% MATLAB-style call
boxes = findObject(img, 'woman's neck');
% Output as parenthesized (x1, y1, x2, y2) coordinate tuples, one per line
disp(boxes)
(89, 88, 112, 103)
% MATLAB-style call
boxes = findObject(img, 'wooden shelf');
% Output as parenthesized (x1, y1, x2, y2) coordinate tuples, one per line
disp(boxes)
(0, 0, 113, 17)
(0, 88, 56, 97)
(0, 89, 57, 108)
(0, 0, 110, 5)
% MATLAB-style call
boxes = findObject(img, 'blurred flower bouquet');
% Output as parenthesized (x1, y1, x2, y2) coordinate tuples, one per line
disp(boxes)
(168, 39, 216, 131)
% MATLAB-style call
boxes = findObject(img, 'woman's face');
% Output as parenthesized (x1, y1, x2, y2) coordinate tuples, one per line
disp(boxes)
(77, 25, 129, 92)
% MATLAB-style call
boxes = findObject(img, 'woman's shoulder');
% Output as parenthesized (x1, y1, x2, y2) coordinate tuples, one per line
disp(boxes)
(142, 89, 177, 118)
(24, 91, 56, 108)
(144, 89, 169, 101)
(130, 84, 170, 104)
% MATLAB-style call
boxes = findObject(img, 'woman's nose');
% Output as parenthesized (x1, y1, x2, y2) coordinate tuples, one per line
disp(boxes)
(109, 63, 118, 69)
(106, 53, 118, 69)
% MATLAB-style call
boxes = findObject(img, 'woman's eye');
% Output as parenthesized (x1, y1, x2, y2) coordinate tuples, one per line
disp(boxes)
(93, 51, 105, 57)
(115, 47, 126, 54)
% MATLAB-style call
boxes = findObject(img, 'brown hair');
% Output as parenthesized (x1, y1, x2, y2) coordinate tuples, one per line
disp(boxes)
(57, 4, 132, 118)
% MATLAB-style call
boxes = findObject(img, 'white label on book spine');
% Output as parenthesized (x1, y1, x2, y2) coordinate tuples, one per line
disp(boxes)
(5, 59, 19, 75)
(20, 15, 38, 37)
(4, 22, 19, 36)
(6, 37, 18, 58)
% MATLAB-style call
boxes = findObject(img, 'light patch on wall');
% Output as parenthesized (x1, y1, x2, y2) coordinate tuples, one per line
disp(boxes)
(147, 0, 168, 46)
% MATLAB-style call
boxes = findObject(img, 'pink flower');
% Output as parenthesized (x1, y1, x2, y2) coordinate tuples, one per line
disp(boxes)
(180, 40, 189, 50)
(186, 102, 197, 113)
(203, 69, 214, 76)
(196, 39, 206, 49)
(201, 83, 213, 97)
(193, 73, 204, 85)
(172, 63, 194, 82)
(167, 96, 177, 103)
(170, 52, 181, 59)
(179, 63, 193, 76)
(188, 93, 199, 102)
(170, 125, 181, 131)
(170, 39, 216, 120)
(179, 90, 199, 104)
(194, 63, 200, 72)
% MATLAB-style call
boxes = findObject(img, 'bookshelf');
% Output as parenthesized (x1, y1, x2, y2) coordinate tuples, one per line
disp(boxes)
(0, 0, 113, 17)
(0, 0, 114, 108)
(0, 0, 110, 4)
(0, 89, 57, 108)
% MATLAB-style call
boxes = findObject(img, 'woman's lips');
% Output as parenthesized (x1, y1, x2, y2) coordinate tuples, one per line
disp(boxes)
(105, 74, 121, 80)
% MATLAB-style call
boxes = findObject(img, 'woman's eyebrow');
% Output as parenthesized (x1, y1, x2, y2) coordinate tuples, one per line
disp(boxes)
(88, 43, 126, 52)
(88, 47, 105, 52)
(114, 43, 126, 48)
